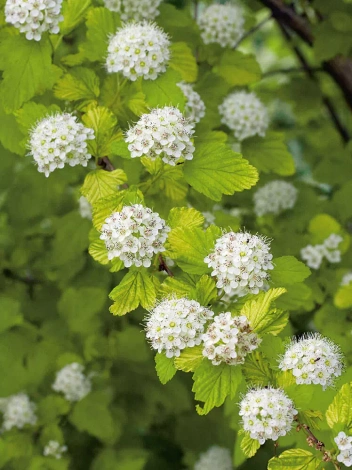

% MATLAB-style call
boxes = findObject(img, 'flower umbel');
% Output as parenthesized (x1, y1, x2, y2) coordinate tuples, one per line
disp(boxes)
(253, 181, 298, 217)
(100, 204, 170, 267)
(5, 0, 63, 41)
(145, 297, 214, 358)
(29, 113, 95, 177)
(103, 0, 162, 21)
(198, 3, 245, 48)
(106, 21, 170, 81)
(279, 333, 344, 389)
(300, 233, 343, 270)
(204, 231, 274, 297)
(52, 363, 91, 402)
(239, 387, 298, 444)
(125, 106, 195, 165)
(0, 393, 37, 432)
(219, 91, 269, 141)
(43, 440, 68, 459)
(177, 82, 206, 124)
(202, 313, 261, 365)
(194, 446, 233, 470)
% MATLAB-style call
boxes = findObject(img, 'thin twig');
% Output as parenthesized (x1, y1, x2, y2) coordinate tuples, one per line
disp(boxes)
(234, 14, 273, 49)
(158, 255, 174, 277)
(263, 66, 323, 77)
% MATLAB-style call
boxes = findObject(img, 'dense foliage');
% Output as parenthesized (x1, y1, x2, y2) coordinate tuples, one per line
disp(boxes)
(0, 0, 352, 469)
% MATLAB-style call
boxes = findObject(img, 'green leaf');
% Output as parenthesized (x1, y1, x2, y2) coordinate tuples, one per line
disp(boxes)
(82, 104, 121, 157)
(109, 270, 156, 316)
(242, 351, 273, 386)
(92, 193, 125, 231)
(192, 275, 217, 306)
(308, 213, 343, 245)
(184, 138, 258, 201)
(192, 360, 242, 415)
(54, 67, 100, 102)
(81, 170, 127, 205)
(240, 433, 260, 458)
(80, 7, 121, 62)
(298, 410, 323, 431)
(334, 284, 352, 309)
(326, 382, 352, 430)
(0, 103, 24, 155)
(37, 395, 70, 424)
(240, 288, 288, 336)
(169, 42, 198, 82)
(276, 283, 313, 311)
(174, 345, 204, 372)
(159, 274, 198, 299)
(60, 0, 91, 35)
(142, 69, 185, 108)
(167, 225, 222, 275)
(155, 353, 177, 384)
(241, 132, 295, 176)
(271, 256, 311, 287)
(0, 36, 61, 112)
(111, 139, 132, 159)
(268, 449, 321, 470)
(213, 51, 261, 86)
(0, 297, 22, 334)
(167, 207, 204, 229)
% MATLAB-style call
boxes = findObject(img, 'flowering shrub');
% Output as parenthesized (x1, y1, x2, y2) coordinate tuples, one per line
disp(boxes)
(0, 0, 352, 469)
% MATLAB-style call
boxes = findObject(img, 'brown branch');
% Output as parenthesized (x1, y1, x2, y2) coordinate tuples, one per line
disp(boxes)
(97, 156, 115, 172)
(158, 255, 174, 277)
(257, 0, 352, 113)
(278, 23, 350, 144)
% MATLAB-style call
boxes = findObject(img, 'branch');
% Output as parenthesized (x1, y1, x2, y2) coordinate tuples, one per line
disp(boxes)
(97, 156, 115, 171)
(158, 255, 174, 277)
(234, 14, 273, 49)
(257, 0, 352, 113)
(278, 23, 350, 144)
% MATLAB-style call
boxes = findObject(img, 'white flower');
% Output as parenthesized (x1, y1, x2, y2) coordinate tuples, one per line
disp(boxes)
(253, 181, 298, 217)
(100, 204, 170, 267)
(300, 234, 343, 270)
(0, 393, 37, 432)
(239, 387, 298, 445)
(79, 196, 92, 220)
(194, 446, 233, 470)
(106, 21, 170, 81)
(204, 231, 274, 297)
(279, 333, 344, 389)
(52, 363, 91, 402)
(197, 3, 244, 48)
(5, 0, 63, 41)
(29, 113, 95, 177)
(125, 106, 195, 165)
(219, 91, 269, 141)
(202, 313, 261, 366)
(177, 82, 206, 124)
(335, 432, 352, 467)
(342, 272, 352, 286)
(43, 440, 68, 459)
(145, 297, 214, 358)
(103, 0, 162, 21)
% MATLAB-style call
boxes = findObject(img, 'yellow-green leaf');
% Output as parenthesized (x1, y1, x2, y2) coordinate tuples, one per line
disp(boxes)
(81, 170, 127, 205)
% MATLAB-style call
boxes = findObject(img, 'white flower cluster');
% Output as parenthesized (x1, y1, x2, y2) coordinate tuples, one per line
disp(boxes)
(43, 440, 68, 459)
(239, 387, 298, 445)
(177, 82, 206, 124)
(204, 231, 274, 297)
(101, 204, 170, 267)
(197, 3, 244, 48)
(0, 393, 37, 432)
(219, 91, 269, 141)
(52, 363, 91, 402)
(125, 106, 195, 165)
(5, 0, 63, 41)
(279, 333, 343, 389)
(341, 271, 352, 286)
(29, 113, 95, 177)
(106, 22, 170, 81)
(194, 446, 233, 470)
(145, 297, 214, 358)
(79, 196, 92, 220)
(300, 233, 343, 270)
(335, 432, 352, 467)
(253, 181, 298, 217)
(103, 0, 162, 21)
(202, 313, 261, 365)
